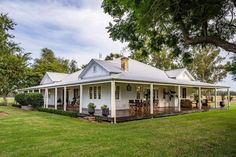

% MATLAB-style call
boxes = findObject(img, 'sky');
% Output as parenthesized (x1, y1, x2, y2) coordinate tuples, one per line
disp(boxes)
(0, 0, 235, 90)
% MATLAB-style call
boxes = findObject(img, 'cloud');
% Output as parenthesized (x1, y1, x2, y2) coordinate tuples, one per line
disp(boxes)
(0, 0, 126, 64)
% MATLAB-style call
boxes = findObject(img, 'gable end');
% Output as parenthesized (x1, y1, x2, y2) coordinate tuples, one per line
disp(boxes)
(78, 60, 110, 79)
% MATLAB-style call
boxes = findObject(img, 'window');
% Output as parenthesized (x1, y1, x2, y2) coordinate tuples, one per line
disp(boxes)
(98, 86, 101, 99)
(115, 86, 120, 100)
(89, 87, 93, 99)
(154, 89, 158, 100)
(182, 88, 187, 98)
(163, 88, 166, 99)
(93, 65, 97, 73)
(94, 87, 97, 99)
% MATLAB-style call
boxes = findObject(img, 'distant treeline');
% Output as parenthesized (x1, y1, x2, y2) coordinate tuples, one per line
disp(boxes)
(217, 91, 236, 96)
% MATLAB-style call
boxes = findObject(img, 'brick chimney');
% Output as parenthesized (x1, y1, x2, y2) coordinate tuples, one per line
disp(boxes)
(121, 57, 129, 72)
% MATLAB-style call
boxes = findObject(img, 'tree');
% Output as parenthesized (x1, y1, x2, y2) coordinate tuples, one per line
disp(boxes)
(0, 13, 29, 105)
(185, 46, 227, 83)
(130, 48, 180, 70)
(31, 48, 70, 85)
(105, 53, 122, 60)
(226, 55, 236, 80)
(102, 0, 236, 57)
(69, 59, 80, 73)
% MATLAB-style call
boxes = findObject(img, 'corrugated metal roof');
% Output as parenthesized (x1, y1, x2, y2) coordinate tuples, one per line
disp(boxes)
(165, 68, 186, 78)
(46, 72, 69, 82)
(21, 58, 229, 90)
(93, 59, 122, 73)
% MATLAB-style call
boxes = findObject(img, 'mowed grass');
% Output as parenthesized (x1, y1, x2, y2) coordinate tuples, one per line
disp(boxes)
(0, 105, 236, 157)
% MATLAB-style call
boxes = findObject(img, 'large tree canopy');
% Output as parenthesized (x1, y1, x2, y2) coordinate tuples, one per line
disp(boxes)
(227, 55, 236, 80)
(102, 0, 236, 56)
(31, 48, 70, 85)
(0, 13, 29, 104)
(105, 53, 123, 60)
(69, 59, 80, 73)
(184, 46, 227, 83)
(130, 48, 180, 70)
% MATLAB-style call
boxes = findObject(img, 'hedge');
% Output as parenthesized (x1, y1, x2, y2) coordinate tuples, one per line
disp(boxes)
(38, 108, 77, 118)
(15, 93, 28, 106)
(12, 104, 21, 108)
(15, 93, 44, 108)
(26, 93, 44, 108)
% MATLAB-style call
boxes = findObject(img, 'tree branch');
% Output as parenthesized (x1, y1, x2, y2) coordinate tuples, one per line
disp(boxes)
(184, 36, 236, 53)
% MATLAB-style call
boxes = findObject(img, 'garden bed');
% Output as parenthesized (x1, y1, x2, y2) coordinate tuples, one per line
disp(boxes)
(0, 111, 8, 117)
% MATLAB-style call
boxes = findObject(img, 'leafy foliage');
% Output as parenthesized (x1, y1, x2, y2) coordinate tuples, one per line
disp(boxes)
(31, 48, 70, 85)
(15, 93, 43, 108)
(105, 53, 122, 60)
(38, 108, 77, 117)
(26, 93, 44, 108)
(226, 55, 236, 80)
(131, 47, 180, 70)
(15, 93, 28, 106)
(185, 46, 227, 83)
(101, 104, 108, 110)
(0, 14, 29, 105)
(88, 103, 96, 109)
(69, 59, 80, 73)
(102, 0, 236, 57)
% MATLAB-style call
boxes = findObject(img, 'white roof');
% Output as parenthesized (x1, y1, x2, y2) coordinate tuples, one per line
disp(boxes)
(23, 58, 229, 90)
(46, 72, 69, 82)
(165, 68, 195, 80)
(110, 58, 169, 79)
(165, 68, 186, 78)
(94, 59, 122, 73)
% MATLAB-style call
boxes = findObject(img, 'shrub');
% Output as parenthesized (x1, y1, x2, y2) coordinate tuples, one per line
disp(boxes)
(88, 103, 96, 109)
(26, 93, 44, 108)
(15, 93, 28, 106)
(230, 96, 233, 102)
(38, 108, 77, 117)
(101, 104, 108, 110)
(15, 93, 43, 108)
(12, 104, 21, 108)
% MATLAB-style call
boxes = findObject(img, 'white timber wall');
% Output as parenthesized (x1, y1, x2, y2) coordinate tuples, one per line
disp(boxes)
(115, 83, 179, 109)
(176, 71, 193, 81)
(47, 88, 64, 106)
(48, 89, 55, 105)
(45, 83, 198, 109)
(82, 63, 109, 79)
(41, 74, 53, 84)
(180, 87, 197, 100)
(157, 86, 177, 108)
(82, 83, 111, 110)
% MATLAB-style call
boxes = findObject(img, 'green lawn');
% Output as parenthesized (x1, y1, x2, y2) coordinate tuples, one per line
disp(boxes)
(0, 105, 236, 157)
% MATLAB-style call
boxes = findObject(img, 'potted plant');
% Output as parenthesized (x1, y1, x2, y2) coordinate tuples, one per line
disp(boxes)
(71, 97, 76, 105)
(220, 94, 225, 107)
(88, 103, 96, 115)
(57, 98, 62, 104)
(194, 94, 199, 104)
(101, 104, 109, 116)
(230, 96, 233, 102)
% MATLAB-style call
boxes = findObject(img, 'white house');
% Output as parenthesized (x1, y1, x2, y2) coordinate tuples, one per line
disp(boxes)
(21, 57, 230, 123)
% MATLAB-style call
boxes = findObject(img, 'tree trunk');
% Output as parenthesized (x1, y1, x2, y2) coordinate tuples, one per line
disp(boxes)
(3, 95, 7, 106)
